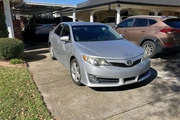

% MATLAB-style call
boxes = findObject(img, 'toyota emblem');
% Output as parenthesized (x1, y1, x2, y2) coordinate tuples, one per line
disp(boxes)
(127, 60, 133, 66)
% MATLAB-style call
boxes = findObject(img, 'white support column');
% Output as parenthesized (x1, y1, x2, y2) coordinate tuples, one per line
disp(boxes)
(116, 7, 122, 24)
(154, 11, 159, 16)
(150, 9, 161, 16)
(90, 11, 94, 22)
(3, 0, 14, 38)
(72, 8, 76, 22)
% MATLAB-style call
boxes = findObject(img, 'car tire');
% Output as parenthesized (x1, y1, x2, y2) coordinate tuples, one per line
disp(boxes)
(171, 51, 180, 55)
(49, 44, 56, 60)
(142, 41, 157, 58)
(70, 59, 82, 86)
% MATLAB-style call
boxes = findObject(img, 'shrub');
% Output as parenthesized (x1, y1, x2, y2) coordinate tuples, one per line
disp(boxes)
(0, 10, 8, 38)
(0, 38, 24, 60)
(10, 58, 23, 64)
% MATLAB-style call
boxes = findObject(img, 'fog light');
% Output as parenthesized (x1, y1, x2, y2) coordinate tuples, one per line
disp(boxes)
(88, 74, 100, 83)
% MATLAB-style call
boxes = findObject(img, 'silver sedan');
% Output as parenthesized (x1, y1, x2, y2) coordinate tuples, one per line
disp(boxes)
(48, 22, 151, 87)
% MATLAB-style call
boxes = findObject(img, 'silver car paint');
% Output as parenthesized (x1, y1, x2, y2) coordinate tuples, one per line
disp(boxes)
(76, 40, 143, 59)
(49, 22, 151, 87)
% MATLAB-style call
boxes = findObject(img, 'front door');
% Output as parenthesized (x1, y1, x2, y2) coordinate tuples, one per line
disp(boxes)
(52, 24, 63, 59)
(116, 18, 134, 40)
(57, 24, 72, 68)
(128, 18, 149, 45)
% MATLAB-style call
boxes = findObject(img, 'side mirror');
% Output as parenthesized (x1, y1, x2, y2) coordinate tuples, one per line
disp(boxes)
(120, 34, 124, 38)
(112, 25, 118, 29)
(60, 36, 69, 42)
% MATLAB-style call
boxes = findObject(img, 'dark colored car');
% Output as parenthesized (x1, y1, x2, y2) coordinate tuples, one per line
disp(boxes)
(54, 16, 74, 24)
(24, 16, 75, 44)
(24, 17, 56, 44)
(116, 15, 180, 57)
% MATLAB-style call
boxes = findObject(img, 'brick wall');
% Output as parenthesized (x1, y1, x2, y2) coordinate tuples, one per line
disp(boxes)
(0, 1, 23, 40)
(13, 20, 23, 40)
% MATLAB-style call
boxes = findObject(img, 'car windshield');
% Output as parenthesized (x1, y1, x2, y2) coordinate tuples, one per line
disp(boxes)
(72, 25, 123, 42)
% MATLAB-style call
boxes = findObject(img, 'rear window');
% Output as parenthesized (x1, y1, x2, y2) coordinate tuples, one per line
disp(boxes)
(163, 19, 180, 28)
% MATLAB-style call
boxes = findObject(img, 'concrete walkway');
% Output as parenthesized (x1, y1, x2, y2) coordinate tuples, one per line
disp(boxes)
(24, 46, 180, 120)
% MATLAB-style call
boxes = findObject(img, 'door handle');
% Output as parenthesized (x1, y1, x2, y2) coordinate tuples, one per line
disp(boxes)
(124, 31, 127, 32)
(141, 31, 146, 32)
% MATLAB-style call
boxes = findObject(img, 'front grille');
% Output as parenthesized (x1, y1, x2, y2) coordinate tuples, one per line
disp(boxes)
(110, 59, 141, 68)
(97, 78, 119, 83)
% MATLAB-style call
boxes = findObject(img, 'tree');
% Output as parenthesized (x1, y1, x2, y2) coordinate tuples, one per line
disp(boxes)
(0, 10, 9, 38)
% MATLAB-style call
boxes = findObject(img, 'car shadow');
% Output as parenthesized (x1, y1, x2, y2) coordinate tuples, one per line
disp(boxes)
(91, 68, 157, 92)
(24, 42, 48, 50)
(23, 49, 49, 64)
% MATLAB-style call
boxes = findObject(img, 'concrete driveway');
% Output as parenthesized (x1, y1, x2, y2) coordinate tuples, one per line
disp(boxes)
(24, 45, 180, 120)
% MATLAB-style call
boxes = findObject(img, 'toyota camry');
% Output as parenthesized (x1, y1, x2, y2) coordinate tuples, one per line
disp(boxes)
(48, 22, 151, 87)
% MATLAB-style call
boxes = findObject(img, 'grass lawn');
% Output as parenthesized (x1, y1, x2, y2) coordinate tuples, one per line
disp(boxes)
(0, 66, 53, 120)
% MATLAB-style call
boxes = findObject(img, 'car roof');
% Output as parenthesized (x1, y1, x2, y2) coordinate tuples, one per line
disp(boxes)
(62, 22, 106, 26)
(128, 15, 178, 20)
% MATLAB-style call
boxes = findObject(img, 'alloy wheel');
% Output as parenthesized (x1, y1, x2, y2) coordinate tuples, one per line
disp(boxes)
(71, 62, 81, 82)
(143, 43, 154, 56)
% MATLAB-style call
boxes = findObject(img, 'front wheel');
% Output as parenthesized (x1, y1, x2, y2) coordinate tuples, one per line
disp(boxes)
(142, 41, 157, 58)
(70, 59, 82, 86)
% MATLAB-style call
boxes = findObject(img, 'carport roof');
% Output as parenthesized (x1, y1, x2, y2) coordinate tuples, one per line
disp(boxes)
(13, 1, 77, 15)
(77, 0, 180, 9)
(0, 0, 23, 6)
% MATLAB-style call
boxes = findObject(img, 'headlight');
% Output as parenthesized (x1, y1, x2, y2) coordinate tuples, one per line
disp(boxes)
(83, 55, 110, 66)
(141, 50, 149, 61)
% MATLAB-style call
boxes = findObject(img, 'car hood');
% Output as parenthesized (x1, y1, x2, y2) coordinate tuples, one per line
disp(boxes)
(76, 40, 144, 59)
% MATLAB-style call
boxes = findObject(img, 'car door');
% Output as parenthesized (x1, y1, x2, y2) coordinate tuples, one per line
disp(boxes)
(116, 18, 134, 40)
(128, 18, 149, 44)
(58, 24, 72, 68)
(51, 24, 63, 58)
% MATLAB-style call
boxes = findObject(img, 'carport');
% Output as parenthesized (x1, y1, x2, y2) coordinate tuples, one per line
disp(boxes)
(13, 1, 77, 22)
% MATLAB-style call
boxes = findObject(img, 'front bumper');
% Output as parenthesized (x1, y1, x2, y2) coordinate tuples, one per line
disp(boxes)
(80, 58, 151, 87)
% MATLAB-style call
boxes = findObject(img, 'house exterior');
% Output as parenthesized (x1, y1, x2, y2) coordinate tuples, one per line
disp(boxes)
(1, 0, 180, 38)
(75, 0, 180, 24)
(0, 0, 23, 38)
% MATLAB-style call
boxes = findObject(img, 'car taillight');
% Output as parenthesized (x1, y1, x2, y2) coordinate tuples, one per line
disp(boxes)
(52, 24, 57, 27)
(160, 28, 180, 34)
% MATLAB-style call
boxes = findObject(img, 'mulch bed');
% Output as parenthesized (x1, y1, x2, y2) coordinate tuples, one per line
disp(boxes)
(0, 60, 26, 68)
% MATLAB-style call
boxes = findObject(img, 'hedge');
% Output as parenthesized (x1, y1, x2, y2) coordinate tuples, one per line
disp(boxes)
(0, 38, 24, 60)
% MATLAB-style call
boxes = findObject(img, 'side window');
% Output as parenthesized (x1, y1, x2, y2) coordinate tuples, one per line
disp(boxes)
(117, 18, 134, 28)
(149, 19, 157, 25)
(55, 24, 63, 36)
(134, 18, 148, 27)
(61, 25, 70, 37)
